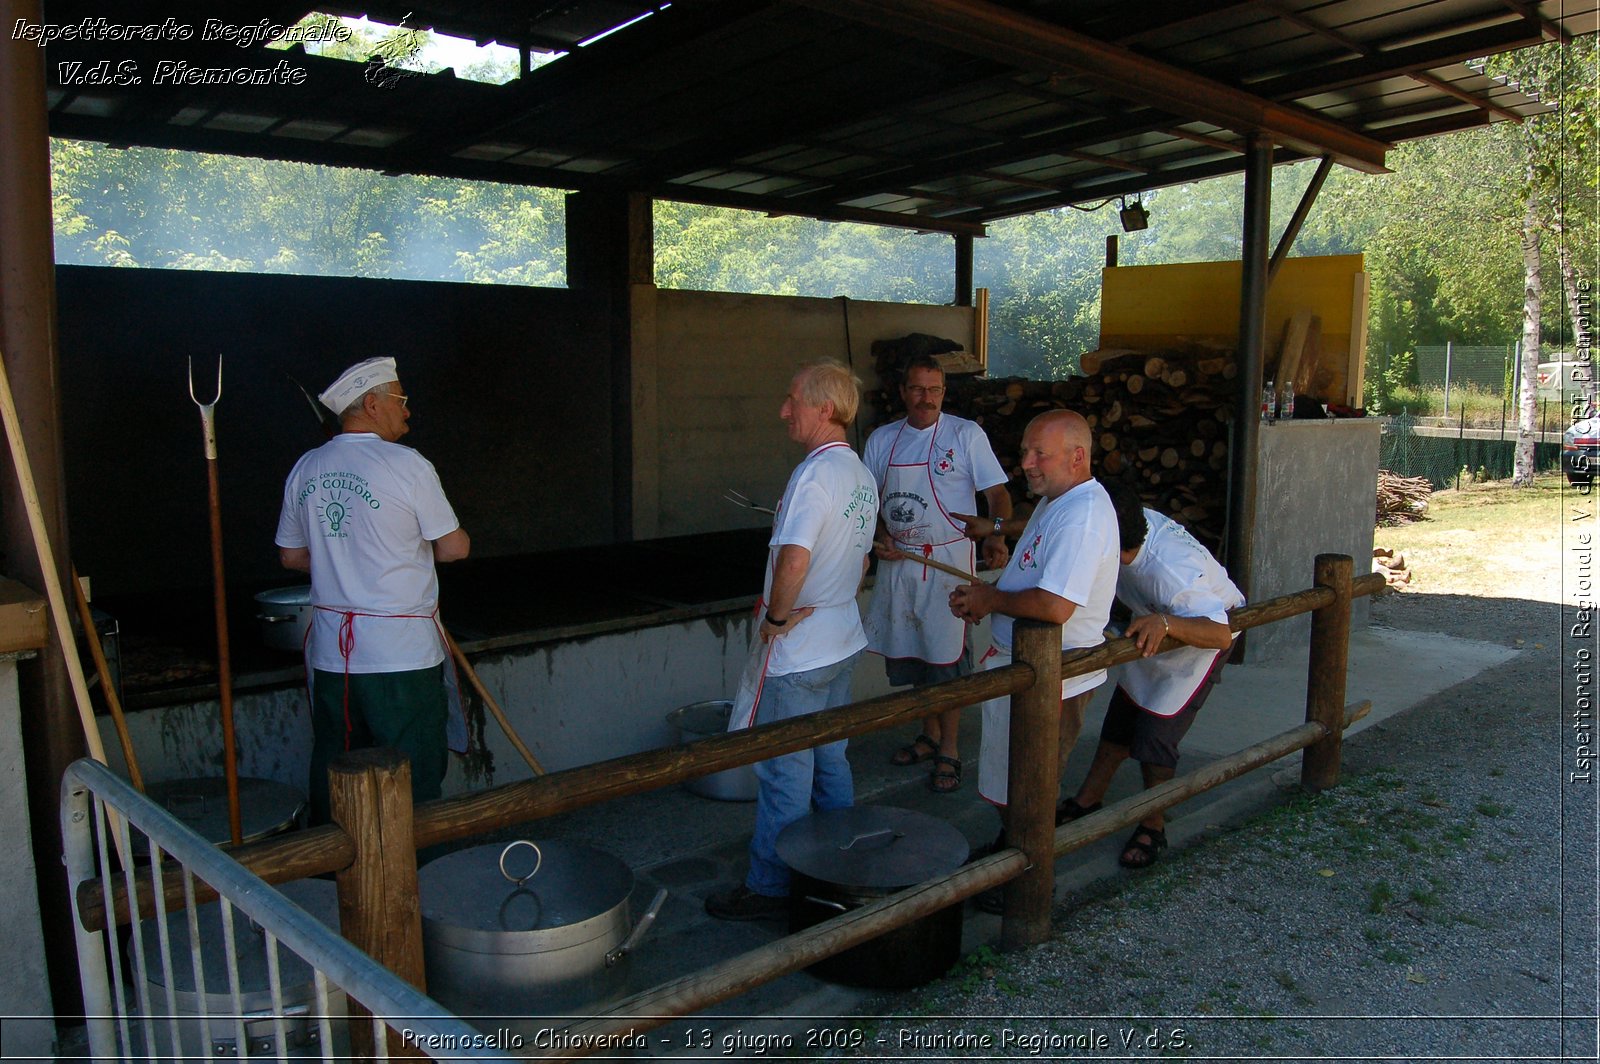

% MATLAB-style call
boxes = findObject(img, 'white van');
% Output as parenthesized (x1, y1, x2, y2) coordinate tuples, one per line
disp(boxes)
(1537, 360, 1596, 402)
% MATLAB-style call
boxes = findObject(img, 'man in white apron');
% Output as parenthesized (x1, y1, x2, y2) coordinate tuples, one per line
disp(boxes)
(863, 355, 1011, 792)
(948, 410, 1118, 910)
(706, 360, 877, 921)
(1057, 481, 1243, 869)
(275, 357, 470, 824)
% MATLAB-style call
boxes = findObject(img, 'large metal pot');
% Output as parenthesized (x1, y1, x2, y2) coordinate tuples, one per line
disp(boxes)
(419, 840, 666, 1028)
(665, 699, 758, 801)
(255, 585, 312, 652)
(777, 805, 968, 989)
(147, 776, 307, 846)
(135, 878, 347, 1058)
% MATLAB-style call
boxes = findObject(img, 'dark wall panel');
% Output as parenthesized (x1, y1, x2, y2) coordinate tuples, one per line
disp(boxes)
(56, 266, 612, 597)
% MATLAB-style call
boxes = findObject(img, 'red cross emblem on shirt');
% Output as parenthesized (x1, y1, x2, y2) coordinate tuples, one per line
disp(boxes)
(934, 450, 954, 476)
(1019, 534, 1042, 570)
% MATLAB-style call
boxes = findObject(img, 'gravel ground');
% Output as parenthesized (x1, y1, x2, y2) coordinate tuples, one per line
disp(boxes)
(834, 490, 1595, 1061)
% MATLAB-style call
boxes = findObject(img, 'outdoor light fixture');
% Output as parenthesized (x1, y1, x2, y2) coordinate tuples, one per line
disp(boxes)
(1119, 196, 1149, 232)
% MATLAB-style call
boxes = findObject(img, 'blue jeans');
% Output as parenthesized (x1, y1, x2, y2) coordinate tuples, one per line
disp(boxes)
(746, 650, 862, 897)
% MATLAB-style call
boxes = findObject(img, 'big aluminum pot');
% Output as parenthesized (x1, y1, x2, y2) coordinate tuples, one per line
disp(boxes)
(777, 805, 968, 989)
(147, 776, 307, 846)
(665, 699, 758, 801)
(255, 585, 312, 652)
(135, 878, 347, 1058)
(419, 840, 667, 1027)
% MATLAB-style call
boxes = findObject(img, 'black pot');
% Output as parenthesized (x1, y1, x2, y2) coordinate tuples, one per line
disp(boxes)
(776, 806, 968, 989)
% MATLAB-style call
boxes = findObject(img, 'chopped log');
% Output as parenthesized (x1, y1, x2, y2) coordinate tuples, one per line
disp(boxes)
(1126, 374, 1145, 394)
(1160, 447, 1180, 468)
(1144, 356, 1166, 379)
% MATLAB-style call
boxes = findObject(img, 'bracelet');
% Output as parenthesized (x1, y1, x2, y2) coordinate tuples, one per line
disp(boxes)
(1160, 614, 1170, 635)
(765, 611, 789, 628)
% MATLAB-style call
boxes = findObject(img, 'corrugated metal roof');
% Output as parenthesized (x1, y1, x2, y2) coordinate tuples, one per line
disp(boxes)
(37, 0, 1596, 234)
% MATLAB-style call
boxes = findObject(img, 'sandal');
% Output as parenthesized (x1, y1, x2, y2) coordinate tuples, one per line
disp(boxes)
(1055, 796, 1103, 825)
(890, 733, 939, 766)
(928, 755, 962, 793)
(1119, 825, 1167, 869)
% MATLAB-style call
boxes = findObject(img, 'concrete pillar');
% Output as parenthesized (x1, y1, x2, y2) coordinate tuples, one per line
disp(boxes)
(0, 0, 80, 1025)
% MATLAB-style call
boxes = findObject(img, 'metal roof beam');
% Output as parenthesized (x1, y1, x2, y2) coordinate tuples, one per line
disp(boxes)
(792, 0, 1392, 172)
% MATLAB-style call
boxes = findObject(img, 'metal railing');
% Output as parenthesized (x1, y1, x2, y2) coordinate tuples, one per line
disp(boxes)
(70, 555, 1384, 1062)
(63, 760, 511, 1062)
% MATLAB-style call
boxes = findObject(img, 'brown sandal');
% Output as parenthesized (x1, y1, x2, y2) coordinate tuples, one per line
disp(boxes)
(890, 733, 939, 766)
(928, 755, 962, 793)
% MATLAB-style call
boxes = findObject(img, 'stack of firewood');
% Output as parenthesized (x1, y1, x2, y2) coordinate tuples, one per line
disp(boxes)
(868, 340, 1239, 552)
(1376, 470, 1431, 526)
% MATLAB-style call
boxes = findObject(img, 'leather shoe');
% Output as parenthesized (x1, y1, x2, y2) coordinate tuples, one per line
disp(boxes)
(705, 884, 787, 921)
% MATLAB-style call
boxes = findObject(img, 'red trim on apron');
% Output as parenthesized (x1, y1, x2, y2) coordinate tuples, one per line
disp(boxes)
(309, 605, 440, 751)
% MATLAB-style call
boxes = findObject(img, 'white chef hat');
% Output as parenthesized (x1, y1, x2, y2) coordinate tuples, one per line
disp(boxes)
(319, 357, 399, 414)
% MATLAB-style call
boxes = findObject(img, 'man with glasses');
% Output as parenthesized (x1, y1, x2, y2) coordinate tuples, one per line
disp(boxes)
(275, 356, 471, 822)
(864, 354, 1012, 793)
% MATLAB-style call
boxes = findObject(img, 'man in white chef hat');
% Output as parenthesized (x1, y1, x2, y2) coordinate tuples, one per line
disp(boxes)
(275, 356, 471, 823)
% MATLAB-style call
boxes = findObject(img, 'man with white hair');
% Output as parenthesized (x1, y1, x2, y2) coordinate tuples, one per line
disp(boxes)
(275, 357, 470, 822)
(706, 359, 878, 921)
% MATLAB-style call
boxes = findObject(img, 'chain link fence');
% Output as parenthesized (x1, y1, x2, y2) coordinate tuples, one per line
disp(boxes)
(1380, 410, 1562, 489)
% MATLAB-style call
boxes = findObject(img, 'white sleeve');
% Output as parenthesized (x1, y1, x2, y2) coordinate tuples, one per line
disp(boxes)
(965, 423, 1008, 491)
(1036, 505, 1113, 609)
(411, 458, 461, 542)
(274, 468, 309, 549)
(771, 467, 831, 551)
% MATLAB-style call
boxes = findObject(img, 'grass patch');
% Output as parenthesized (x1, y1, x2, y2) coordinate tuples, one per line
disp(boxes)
(1367, 881, 1394, 913)
(1476, 798, 1511, 818)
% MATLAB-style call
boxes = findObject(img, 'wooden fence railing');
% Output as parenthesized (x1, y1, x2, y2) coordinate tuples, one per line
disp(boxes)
(75, 555, 1383, 1059)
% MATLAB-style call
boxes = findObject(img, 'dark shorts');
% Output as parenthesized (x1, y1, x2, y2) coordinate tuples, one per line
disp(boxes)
(884, 644, 973, 688)
(1098, 661, 1223, 769)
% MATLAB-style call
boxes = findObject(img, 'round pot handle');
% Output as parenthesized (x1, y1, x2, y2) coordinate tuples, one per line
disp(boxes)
(605, 887, 668, 968)
(498, 840, 543, 885)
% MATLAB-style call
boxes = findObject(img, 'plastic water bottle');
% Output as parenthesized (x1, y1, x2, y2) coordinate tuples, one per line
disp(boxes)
(1261, 379, 1275, 422)
(1283, 381, 1296, 419)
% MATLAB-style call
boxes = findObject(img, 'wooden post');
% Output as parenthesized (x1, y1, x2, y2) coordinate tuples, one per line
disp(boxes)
(328, 747, 426, 1060)
(1301, 553, 1353, 791)
(1001, 617, 1062, 949)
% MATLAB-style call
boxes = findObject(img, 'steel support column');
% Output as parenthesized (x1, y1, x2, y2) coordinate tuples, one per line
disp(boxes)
(954, 234, 973, 307)
(0, 0, 79, 1018)
(1225, 136, 1272, 600)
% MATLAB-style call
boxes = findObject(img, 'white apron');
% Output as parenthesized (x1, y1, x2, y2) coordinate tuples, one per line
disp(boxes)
(863, 418, 975, 666)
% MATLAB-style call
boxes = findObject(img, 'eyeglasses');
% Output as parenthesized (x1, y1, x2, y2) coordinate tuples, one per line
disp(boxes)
(386, 392, 409, 408)
(905, 386, 946, 397)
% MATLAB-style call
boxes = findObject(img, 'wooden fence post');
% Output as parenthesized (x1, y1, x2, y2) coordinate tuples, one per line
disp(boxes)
(1002, 617, 1062, 950)
(1301, 553, 1353, 791)
(329, 747, 426, 1060)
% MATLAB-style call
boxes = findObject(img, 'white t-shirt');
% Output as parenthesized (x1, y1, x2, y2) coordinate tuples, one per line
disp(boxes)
(763, 441, 878, 677)
(275, 433, 460, 673)
(1117, 508, 1245, 715)
(863, 413, 1007, 538)
(991, 477, 1119, 697)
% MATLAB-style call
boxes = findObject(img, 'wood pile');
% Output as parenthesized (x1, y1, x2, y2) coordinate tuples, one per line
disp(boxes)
(869, 339, 1239, 552)
(1375, 470, 1431, 526)
(1372, 546, 1411, 588)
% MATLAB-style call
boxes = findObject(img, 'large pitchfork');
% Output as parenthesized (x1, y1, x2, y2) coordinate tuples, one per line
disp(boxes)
(189, 356, 242, 846)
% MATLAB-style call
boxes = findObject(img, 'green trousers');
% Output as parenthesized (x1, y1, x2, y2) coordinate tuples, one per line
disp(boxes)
(309, 663, 447, 824)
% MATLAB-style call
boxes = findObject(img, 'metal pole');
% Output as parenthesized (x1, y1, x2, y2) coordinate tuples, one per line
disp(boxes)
(954, 234, 974, 307)
(1224, 136, 1272, 601)
(1443, 340, 1453, 416)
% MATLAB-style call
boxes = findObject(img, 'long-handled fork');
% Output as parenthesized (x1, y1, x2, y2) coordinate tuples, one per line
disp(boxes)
(189, 356, 242, 846)
(723, 488, 776, 515)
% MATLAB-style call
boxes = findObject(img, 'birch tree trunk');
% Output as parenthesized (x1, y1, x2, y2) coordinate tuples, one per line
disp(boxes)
(1513, 188, 1542, 486)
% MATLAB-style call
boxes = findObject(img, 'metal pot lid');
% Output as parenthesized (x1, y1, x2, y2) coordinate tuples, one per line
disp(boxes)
(254, 585, 312, 605)
(137, 879, 336, 995)
(776, 806, 969, 890)
(419, 840, 633, 935)
(146, 777, 307, 846)
(666, 699, 733, 736)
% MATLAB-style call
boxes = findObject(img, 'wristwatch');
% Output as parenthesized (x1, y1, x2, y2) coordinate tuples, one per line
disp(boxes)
(991, 517, 1004, 536)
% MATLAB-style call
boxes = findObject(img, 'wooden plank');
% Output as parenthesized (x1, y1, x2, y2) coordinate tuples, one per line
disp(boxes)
(1302, 554, 1353, 791)
(1003, 618, 1062, 949)
(0, 576, 45, 653)
(1275, 307, 1314, 391)
(1349, 271, 1371, 405)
